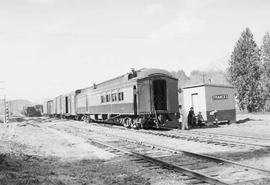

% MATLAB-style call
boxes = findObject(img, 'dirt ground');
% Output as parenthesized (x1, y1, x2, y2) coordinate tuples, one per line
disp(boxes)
(0, 114, 269, 185)
(196, 113, 270, 139)
(0, 118, 188, 185)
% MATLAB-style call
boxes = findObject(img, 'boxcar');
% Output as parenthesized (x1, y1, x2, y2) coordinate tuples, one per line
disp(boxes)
(43, 100, 54, 116)
(61, 92, 76, 119)
(47, 100, 54, 115)
(54, 95, 62, 117)
(43, 101, 48, 115)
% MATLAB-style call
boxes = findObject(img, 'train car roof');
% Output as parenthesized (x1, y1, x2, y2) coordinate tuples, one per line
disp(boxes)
(76, 68, 175, 92)
(61, 91, 76, 96)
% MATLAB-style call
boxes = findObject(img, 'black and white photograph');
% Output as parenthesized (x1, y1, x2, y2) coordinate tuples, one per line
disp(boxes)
(0, 0, 270, 184)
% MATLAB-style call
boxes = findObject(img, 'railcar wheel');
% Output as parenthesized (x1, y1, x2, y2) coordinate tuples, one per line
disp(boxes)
(132, 118, 141, 129)
(80, 116, 85, 121)
(130, 118, 136, 129)
(84, 116, 90, 123)
(123, 117, 131, 128)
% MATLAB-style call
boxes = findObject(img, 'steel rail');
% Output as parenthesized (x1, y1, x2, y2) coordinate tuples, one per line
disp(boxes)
(51, 123, 270, 184)
(97, 131, 270, 175)
(65, 122, 270, 175)
(186, 130, 270, 141)
(140, 130, 270, 148)
(88, 137, 229, 185)
(88, 120, 270, 148)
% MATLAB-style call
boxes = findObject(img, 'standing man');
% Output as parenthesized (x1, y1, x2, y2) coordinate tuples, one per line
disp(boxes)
(187, 107, 195, 129)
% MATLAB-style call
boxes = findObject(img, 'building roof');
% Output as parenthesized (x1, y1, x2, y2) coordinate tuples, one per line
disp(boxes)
(182, 83, 234, 89)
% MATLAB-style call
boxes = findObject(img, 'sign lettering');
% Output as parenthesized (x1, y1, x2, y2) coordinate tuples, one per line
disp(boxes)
(212, 94, 228, 100)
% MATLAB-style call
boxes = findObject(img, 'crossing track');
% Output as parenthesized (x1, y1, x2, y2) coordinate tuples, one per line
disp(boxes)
(49, 123, 270, 185)
(179, 129, 270, 146)
(138, 129, 270, 150)
(81, 120, 270, 151)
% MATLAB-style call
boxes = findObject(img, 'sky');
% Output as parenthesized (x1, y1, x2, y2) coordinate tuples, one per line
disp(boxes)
(0, 0, 270, 102)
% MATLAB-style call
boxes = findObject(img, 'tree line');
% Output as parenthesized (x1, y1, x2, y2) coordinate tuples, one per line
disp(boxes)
(228, 28, 270, 112)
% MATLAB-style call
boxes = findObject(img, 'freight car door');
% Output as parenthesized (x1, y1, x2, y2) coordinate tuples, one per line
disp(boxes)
(137, 79, 152, 113)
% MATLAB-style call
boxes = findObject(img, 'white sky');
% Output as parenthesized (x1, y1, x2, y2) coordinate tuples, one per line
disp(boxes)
(1, 0, 270, 102)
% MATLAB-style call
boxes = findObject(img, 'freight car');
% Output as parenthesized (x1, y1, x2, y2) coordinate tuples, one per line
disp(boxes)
(61, 92, 76, 119)
(23, 105, 42, 117)
(54, 95, 62, 117)
(43, 100, 54, 116)
(44, 68, 179, 129)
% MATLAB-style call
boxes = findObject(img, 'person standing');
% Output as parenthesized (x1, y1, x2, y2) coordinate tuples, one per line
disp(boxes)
(187, 107, 195, 129)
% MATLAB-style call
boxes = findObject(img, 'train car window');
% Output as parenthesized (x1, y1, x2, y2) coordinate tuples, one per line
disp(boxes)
(106, 94, 110, 102)
(111, 93, 117, 102)
(101, 95, 105, 103)
(118, 92, 124, 101)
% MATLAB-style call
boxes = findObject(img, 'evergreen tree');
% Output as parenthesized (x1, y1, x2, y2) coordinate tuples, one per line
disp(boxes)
(228, 28, 264, 112)
(261, 32, 270, 111)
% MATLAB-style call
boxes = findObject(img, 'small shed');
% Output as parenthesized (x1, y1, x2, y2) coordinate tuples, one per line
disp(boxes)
(182, 83, 236, 124)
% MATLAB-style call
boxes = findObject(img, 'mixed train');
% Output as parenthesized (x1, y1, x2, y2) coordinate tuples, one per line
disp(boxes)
(43, 68, 180, 128)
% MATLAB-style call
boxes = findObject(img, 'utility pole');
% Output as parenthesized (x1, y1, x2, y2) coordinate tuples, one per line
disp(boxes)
(0, 81, 7, 124)
(4, 95, 6, 124)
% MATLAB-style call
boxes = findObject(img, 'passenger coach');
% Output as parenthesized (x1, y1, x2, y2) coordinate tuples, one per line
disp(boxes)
(44, 68, 179, 129)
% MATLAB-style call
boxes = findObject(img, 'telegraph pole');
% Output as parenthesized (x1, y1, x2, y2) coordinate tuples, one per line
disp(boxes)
(0, 81, 7, 124)
(4, 95, 6, 124)
(4, 95, 9, 124)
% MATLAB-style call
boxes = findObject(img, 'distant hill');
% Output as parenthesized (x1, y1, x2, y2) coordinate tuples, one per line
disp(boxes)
(171, 69, 230, 88)
(8, 99, 34, 116)
(171, 69, 231, 106)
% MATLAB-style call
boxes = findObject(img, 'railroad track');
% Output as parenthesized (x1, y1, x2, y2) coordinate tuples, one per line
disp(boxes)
(81, 120, 270, 151)
(50, 124, 270, 185)
(51, 118, 270, 150)
(187, 129, 270, 141)
(138, 129, 270, 150)
(181, 129, 270, 145)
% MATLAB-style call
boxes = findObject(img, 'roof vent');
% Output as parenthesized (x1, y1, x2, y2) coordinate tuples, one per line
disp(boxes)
(128, 68, 137, 80)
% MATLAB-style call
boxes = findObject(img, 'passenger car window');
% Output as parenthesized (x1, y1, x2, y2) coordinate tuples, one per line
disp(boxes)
(118, 92, 124, 101)
(111, 93, 117, 102)
(106, 94, 110, 102)
(101, 96, 105, 103)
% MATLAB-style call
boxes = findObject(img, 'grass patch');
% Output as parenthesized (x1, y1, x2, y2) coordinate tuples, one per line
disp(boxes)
(0, 153, 149, 185)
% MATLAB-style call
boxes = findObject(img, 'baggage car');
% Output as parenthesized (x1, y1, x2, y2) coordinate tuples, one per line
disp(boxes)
(43, 100, 54, 116)
(60, 92, 76, 119)
(47, 100, 54, 116)
(54, 95, 62, 117)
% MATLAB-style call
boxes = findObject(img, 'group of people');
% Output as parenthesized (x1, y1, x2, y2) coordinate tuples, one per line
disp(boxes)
(187, 107, 205, 129)
(178, 106, 205, 129)
(178, 106, 220, 129)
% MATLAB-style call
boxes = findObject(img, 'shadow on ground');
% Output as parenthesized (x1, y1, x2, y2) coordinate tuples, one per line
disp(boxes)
(0, 153, 149, 185)
(210, 146, 270, 160)
(236, 118, 264, 124)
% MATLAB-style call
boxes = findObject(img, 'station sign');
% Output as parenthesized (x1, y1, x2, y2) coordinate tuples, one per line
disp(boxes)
(212, 94, 228, 100)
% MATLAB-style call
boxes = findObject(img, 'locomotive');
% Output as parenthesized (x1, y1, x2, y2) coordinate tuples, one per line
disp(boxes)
(43, 68, 179, 128)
